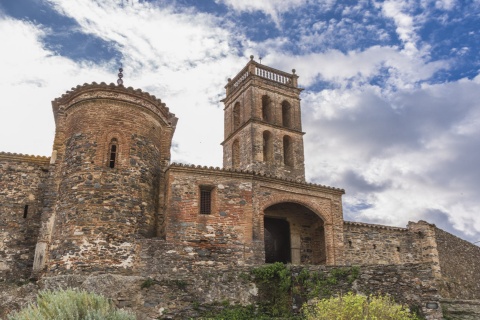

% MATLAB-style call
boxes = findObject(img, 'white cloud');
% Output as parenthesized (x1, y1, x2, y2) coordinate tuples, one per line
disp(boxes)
(0, 16, 112, 156)
(302, 76, 480, 237)
(215, 0, 324, 26)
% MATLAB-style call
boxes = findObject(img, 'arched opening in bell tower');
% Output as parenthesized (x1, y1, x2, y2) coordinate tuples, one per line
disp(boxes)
(264, 202, 326, 264)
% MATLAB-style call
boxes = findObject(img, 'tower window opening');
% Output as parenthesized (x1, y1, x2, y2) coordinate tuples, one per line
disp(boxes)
(200, 186, 214, 214)
(108, 139, 118, 168)
(233, 102, 241, 130)
(232, 139, 240, 168)
(263, 131, 273, 162)
(281, 100, 292, 128)
(23, 205, 29, 219)
(262, 95, 272, 123)
(283, 135, 293, 166)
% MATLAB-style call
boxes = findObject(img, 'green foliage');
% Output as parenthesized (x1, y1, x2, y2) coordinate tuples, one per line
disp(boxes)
(198, 304, 303, 320)
(252, 262, 292, 317)
(303, 292, 420, 320)
(8, 289, 135, 320)
(141, 277, 156, 289)
(293, 267, 361, 300)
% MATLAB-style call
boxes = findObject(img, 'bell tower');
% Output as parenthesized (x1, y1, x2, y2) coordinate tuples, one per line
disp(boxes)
(222, 56, 305, 182)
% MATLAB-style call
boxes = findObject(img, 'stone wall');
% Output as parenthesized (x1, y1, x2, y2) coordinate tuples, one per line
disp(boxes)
(442, 299, 480, 320)
(0, 153, 49, 281)
(343, 221, 424, 265)
(0, 259, 444, 320)
(434, 227, 480, 299)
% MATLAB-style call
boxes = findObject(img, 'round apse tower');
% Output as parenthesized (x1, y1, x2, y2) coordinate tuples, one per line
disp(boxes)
(39, 81, 177, 275)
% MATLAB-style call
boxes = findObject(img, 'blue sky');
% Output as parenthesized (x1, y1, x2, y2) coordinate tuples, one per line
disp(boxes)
(1, 0, 479, 244)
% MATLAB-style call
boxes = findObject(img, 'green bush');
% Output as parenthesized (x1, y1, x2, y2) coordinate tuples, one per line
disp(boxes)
(8, 289, 135, 320)
(303, 292, 420, 320)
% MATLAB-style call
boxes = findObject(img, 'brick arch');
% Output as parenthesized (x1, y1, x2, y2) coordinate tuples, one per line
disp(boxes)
(258, 193, 336, 265)
(260, 196, 330, 224)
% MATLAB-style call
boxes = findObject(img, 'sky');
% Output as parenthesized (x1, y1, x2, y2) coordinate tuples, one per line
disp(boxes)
(1, 0, 479, 244)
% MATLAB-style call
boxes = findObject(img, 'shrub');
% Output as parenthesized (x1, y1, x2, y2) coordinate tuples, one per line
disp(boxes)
(303, 292, 420, 320)
(8, 289, 135, 320)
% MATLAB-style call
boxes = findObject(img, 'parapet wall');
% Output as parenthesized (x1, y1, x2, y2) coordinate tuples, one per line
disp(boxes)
(0, 153, 50, 281)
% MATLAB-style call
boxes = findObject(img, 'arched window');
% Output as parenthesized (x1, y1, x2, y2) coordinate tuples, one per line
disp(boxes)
(262, 95, 272, 123)
(263, 131, 273, 162)
(282, 101, 292, 128)
(283, 135, 293, 166)
(233, 102, 241, 130)
(108, 138, 118, 168)
(232, 139, 240, 168)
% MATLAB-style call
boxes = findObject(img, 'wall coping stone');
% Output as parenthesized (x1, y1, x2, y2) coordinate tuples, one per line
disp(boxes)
(167, 162, 345, 195)
(0, 151, 51, 166)
(344, 220, 408, 231)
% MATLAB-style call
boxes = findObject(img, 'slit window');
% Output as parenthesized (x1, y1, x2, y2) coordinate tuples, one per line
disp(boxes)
(108, 138, 118, 168)
(200, 186, 214, 214)
(23, 205, 29, 219)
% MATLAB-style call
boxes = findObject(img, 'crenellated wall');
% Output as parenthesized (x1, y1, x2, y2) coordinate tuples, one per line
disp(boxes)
(0, 153, 49, 281)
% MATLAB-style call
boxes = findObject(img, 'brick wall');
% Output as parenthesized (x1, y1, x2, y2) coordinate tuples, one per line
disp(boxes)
(165, 164, 344, 266)
(0, 153, 49, 281)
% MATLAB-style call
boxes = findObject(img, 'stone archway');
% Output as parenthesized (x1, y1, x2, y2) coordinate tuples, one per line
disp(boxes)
(264, 202, 326, 265)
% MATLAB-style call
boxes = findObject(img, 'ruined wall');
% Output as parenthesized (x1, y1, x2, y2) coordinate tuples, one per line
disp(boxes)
(0, 153, 49, 281)
(343, 221, 424, 265)
(434, 227, 480, 299)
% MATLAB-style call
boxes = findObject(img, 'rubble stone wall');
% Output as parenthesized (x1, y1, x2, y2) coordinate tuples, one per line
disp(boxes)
(343, 221, 424, 265)
(0, 153, 49, 281)
(434, 227, 480, 299)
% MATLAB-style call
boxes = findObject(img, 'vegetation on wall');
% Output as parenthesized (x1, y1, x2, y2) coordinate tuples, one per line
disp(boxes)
(198, 264, 422, 320)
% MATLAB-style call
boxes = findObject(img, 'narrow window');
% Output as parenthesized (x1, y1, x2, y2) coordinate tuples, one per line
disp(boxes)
(281, 101, 292, 128)
(200, 186, 213, 214)
(283, 135, 293, 166)
(108, 138, 118, 168)
(233, 102, 241, 130)
(262, 95, 272, 123)
(397, 246, 401, 252)
(232, 139, 240, 168)
(23, 205, 29, 219)
(263, 131, 273, 162)
(373, 244, 377, 250)
(348, 240, 352, 248)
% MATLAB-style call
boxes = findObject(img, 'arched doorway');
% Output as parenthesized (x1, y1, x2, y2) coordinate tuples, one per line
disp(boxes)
(264, 202, 326, 265)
